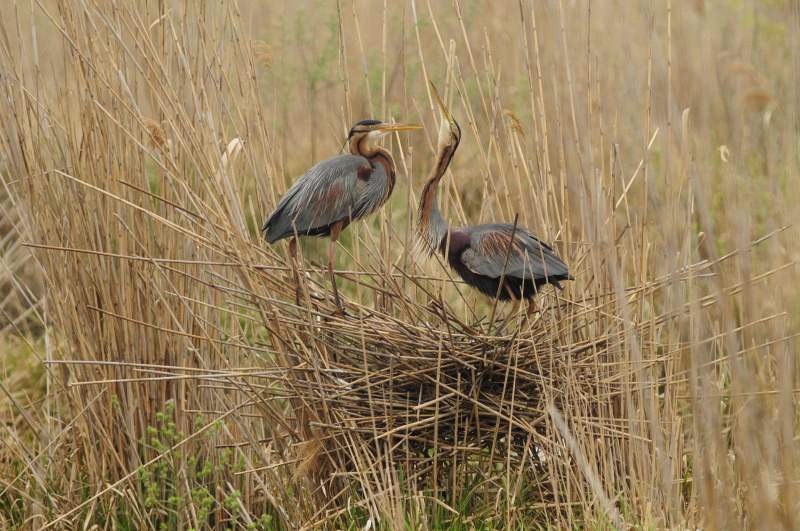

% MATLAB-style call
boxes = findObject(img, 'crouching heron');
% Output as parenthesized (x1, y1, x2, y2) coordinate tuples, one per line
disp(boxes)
(417, 84, 572, 311)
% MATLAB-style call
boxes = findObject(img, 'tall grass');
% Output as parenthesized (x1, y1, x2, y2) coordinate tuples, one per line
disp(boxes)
(1, 0, 798, 529)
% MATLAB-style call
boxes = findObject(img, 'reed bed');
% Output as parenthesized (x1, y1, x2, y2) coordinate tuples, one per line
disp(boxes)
(1, 0, 798, 529)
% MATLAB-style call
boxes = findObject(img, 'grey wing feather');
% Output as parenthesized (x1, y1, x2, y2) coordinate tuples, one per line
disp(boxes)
(262, 154, 371, 242)
(352, 161, 390, 219)
(460, 224, 571, 281)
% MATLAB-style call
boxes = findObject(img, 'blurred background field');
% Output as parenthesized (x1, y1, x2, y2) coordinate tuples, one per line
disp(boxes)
(1, 0, 799, 529)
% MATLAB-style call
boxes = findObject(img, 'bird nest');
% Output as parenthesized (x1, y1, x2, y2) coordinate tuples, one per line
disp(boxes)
(232, 266, 668, 521)
(287, 305, 597, 454)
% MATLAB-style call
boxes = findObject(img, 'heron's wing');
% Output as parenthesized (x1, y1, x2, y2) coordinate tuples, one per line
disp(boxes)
(262, 154, 370, 241)
(459, 224, 570, 281)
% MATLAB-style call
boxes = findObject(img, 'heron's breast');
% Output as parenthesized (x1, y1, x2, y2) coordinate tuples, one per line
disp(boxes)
(369, 154, 395, 205)
(443, 229, 471, 262)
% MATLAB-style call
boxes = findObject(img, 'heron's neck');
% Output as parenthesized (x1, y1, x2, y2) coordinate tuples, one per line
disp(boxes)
(417, 144, 456, 255)
(351, 134, 396, 197)
(350, 134, 391, 162)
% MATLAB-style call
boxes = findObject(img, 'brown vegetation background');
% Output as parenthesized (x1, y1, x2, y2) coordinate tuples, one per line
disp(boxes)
(1, 0, 799, 529)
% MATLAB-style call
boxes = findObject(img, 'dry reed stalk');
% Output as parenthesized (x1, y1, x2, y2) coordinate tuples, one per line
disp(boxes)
(0, 1, 797, 529)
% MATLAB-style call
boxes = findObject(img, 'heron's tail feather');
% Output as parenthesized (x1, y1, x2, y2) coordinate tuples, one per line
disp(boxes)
(261, 211, 290, 243)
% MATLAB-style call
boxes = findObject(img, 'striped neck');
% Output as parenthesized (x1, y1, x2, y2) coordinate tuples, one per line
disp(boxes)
(417, 143, 457, 255)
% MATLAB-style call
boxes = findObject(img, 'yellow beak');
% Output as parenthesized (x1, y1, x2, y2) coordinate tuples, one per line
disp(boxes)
(429, 81, 457, 129)
(378, 123, 422, 132)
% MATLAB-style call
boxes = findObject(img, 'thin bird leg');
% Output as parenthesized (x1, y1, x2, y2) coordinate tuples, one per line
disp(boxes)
(289, 237, 301, 306)
(328, 222, 344, 312)
(503, 284, 520, 315)
(524, 296, 543, 327)
(506, 285, 521, 320)
(495, 284, 520, 332)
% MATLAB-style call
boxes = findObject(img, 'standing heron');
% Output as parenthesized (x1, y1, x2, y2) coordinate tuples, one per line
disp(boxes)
(263, 119, 421, 311)
(417, 84, 573, 310)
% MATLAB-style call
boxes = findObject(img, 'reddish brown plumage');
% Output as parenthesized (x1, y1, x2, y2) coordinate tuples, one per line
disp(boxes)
(418, 180, 437, 232)
(476, 231, 526, 257)
(417, 83, 573, 302)
(356, 164, 373, 181)
(369, 151, 395, 204)
(263, 119, 420, 312)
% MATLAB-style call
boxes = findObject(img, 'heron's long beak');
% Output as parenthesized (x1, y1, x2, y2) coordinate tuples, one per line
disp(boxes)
(429, 82, 459, 132)
(378, 123, 422, 132)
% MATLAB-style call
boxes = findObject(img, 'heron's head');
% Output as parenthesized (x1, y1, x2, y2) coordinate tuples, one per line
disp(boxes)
(430, 82, 461, 152)
(347, 119, 421, 142)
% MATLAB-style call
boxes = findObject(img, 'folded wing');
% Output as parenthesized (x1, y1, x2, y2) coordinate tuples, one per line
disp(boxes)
(262, 154, 377, 243)
(459, 223, 571, 282)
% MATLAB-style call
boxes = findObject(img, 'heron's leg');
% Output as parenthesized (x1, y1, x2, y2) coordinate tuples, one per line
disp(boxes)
(504, 284, 520, 316)
(328, 222, 344, 312)
(526, 297, 539, 315)
(289, 237, 301, 306)
(495, 284, 520, 332)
